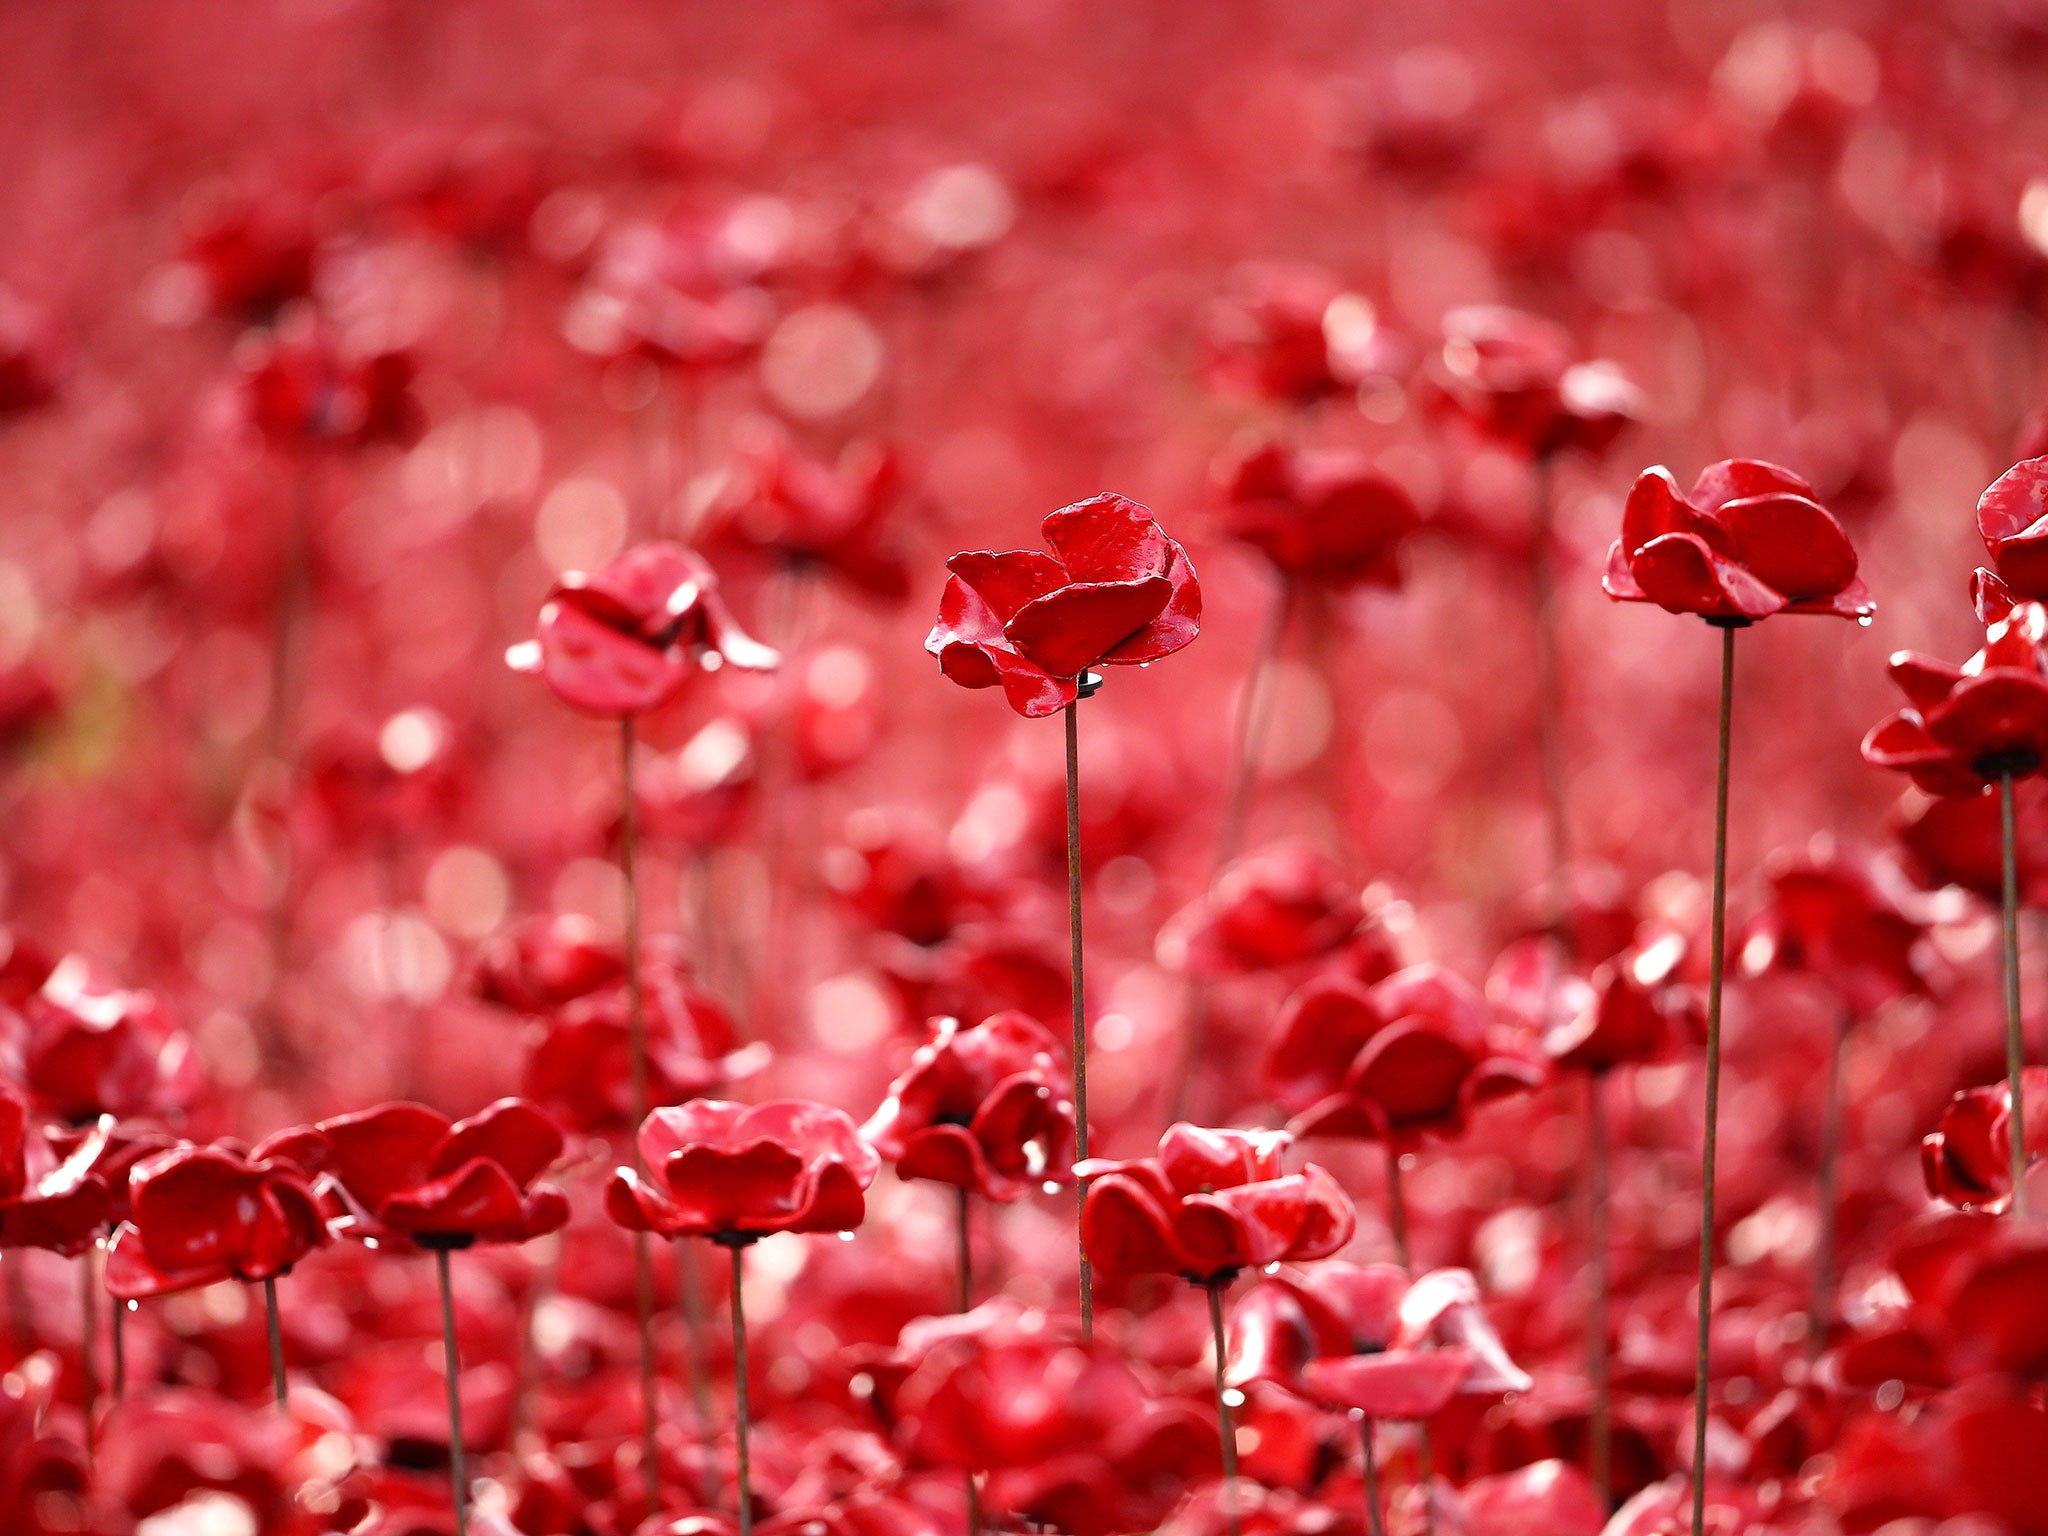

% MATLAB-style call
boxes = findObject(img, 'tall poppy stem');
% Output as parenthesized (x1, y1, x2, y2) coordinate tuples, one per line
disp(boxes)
(264, 1276, 288, 1409)
(620, 715, 662, 1512)
(1688, 622, 1738, 1536)
(957, 1187, 980, 1536)
(435, 1249, 468, 1536)
(1204, 1279, 1241, 1536)
(1809, 1006, 1852, 1356)
(729, 1243, 754, 1536)
(1587, 1072, 1612, 1507)
(1385, 1144, 1410, 1270)
(1169, 579, 1292, 1123)
(2003, 769, 2029, 1221)
(1358, 1415, 1386, 1536)
(1065, 696, 1093, 1338)
(111, 1294, 126, 1402)
(78, 1252, 97, 1461)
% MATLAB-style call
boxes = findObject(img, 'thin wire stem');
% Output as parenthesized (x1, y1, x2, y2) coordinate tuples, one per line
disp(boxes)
(1359, 1415, 1386, 1536)
(265, 1276, 288, 1409)
(79, 1251, 97, 1462)
(1065, 699, 1093, 1338)
(111, 1292, 125, 1403)
(1385, 1144, 1410, 1270)
(730, 1244, 753, 1536)
(957, 1187, 979, 1536)
(436, 1249, 468, 1536)
(2004, 770, 2029, 1221)
(1205, 1279, 1241, 1536)
(1587, 1072, 1612, 1508)
(621, 715, 661, 1512)
(1688, 623, 1737, 1536)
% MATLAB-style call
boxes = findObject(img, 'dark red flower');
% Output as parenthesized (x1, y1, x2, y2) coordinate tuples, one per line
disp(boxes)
(705, 426, 910, 601)
(1076, 1123, 1355, 1284)
(925, 494, 1200, 718)
(524, 960, 764, 1136)
(0, 287, 62, 416)
(507, 541, 780, 718)
(5, 960, 199, 1123)
(1894, 777, 2048, 903)
(0, 1090, 111, 1256)
(470, 914, 626, 1016)
(1922, 1070, 2048, 1213)
(1603, 459, 1873, 622)
(1864, 601, 2048, 796)
(1976, 457, 2048, 599)
(241, 315, 422, 450)
(1268, 964, 1546, 1140)
(1431, 305, 1641, 460)
(1228, 1262, 1528, 1418)
(605, 1100, 879, 1241)
(105, 1144, 327, 1299)
(1156, 842, 1398, 981)
(1739, 846, 1941, 1017)
(1217, 443, 1422, 588)
(861, 1012, 1075, 1202)
(259, 1098, 568, 1251)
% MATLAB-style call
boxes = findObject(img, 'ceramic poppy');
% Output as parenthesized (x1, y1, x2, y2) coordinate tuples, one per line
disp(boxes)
(1864, 601, 2048, 795)
(1603, 459, 1873, 622)
(105, 1144, 327, 1299)
(508, 541, 780, 718)
(1218, 442, 1422, 588)
(925, 494, 1200, 718)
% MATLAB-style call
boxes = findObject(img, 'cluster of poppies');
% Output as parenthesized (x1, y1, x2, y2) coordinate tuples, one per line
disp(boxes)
(11, 3, 2048, 1535)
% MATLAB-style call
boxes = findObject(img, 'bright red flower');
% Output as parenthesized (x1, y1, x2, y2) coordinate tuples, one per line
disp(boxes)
(1603, 459, 1873, 622)
(105, 1144, 327, 1299)
(1076, 1123, 1355, 1284)
(1217, 443, 1422, 588)
(507, 541, 780, 718)
(1976, 457, 2048, 599)
(259, 1098, 568, 1251)
(861, 1012, 1075, 1202)
(605, 1099, 879, 1241)
(0, 1090, 111, 1256)
(1431, 305, 1641, 460)
(1864, 601, 2048, 796)
(925, 494, 1200, 718)
(1228, 1262, 1529, 1418)
(1268, 964, 1546, 1141)
(1739, 846, 1940, 1017)
(1921, 1069, 2048, 1213)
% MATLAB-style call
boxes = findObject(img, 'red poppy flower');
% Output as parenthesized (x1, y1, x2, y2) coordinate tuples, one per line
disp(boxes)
(1228, 1262, 1529, 1418)
(5, 961, 198, 1123)
(0, 287, 62, 416)
(241, 315, 422, 450)
(302, 709, 465, 845)
(1739, 847, 1940, 1017)
(604, 1099, 879, 1242)
(1431, 305, 1641, 460)
(1201, 261, 1403, 405)
(1076, 1123, 1355, 1284)
(0, 1091, 111, 1256)
(1922, 1070, 2048, 1213)
(507, 541, 780, 719)
(259, 1098, 568, 1251)
(925, 494, 1200, 718)
(105, 1144, 327, 1299)
(1156, 841, 1399, 981)
(705, 427, 910, 601)
(524, 960, 765, 1136)
(470, 913, 627, 1016)
(861, 1012, 1075, 1202)
(1217, 443, 1422, 588)
(1268, 964, 1546, 1141)
(0, 1363, 87, 1534)
(1894, 777, 2048, 903)
(1603, 459, 1873, 622)
(1864, 601, 2048, 795)
(886, 1300, 1152, 1472)
(1976, 457, 2048, 599)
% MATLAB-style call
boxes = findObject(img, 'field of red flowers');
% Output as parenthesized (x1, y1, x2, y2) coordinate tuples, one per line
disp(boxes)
(5, 2, 2048, 1533)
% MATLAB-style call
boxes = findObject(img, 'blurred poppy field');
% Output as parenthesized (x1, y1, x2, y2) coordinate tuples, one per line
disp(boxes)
(8, 2, 2048, 1533)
